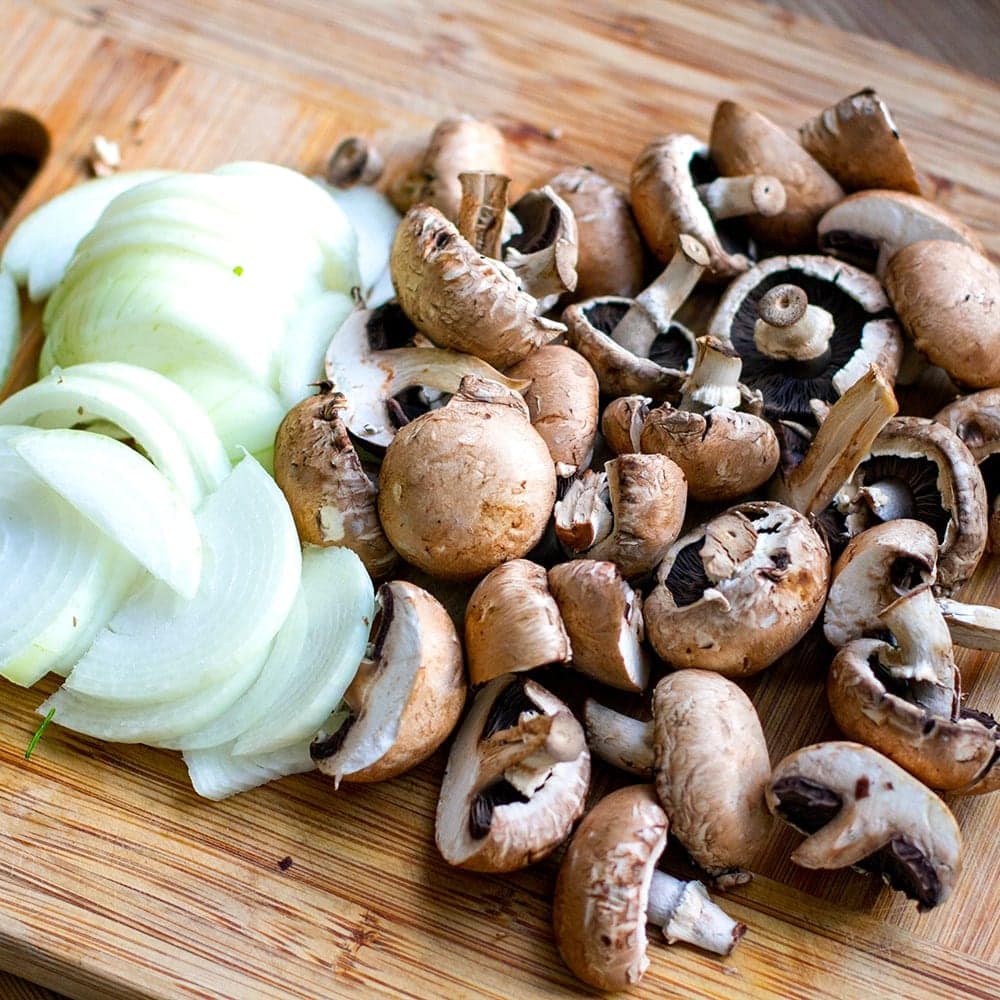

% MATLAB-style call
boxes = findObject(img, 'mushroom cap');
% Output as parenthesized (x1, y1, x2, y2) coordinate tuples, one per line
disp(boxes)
(602, 395, 650, 456)
(629, 133, 752, 280)
(709, 101, 843, 251)
(766, 741, 962, 909)
(549, 166, 645, 301)
(644, 501, 830, 676)
(884, 240, 1000, 390)
(505, 186, 579, 307)
(377, 377, 556, 580)
(708, 254, 903, 425)
(507, 345, 599, 478)
(553, 784, 667, 991)
(464, 559, 571, 685)
(652, 670, 772, 876)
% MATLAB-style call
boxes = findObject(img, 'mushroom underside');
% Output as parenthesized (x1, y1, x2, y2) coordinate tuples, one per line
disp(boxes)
(584, 299, 695, 371)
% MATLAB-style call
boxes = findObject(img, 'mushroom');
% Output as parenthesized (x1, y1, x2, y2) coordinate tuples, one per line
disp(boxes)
(766, 741, 963, 910)
(630, 133, 786, 279)
(463, 559, 571, 686)
(582, 699, 654, 776)
(325, 136, 384, 188)
(884, 241, 1000, 391)
(311, 580, 466, 784)
(553, 785, 745, 992)
(377, 376, 556, 580)
(273, 386, 397, 578)
(643, 501, 830, 676)
(548, 165, 645, 300)
(601, 394, 650, 455)
(456, 170, 510, 258)
(390, 205, 565, 370)
(708, 254, 903, 427)
(798, 89, 922, 195)
(709, 100, 843, 251)
(817, 190, 985, 277)
(435, 674, 589, 872)
(506, 345, 599, 478)
(553, 454, 687, 578)
(548, 559, 649, 692)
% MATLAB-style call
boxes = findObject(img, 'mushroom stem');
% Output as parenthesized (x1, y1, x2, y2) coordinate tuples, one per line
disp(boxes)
(859, 477, 916, 522)
(646, 871, 745, 956)
(938, 598, 1000, 653)
(326, 136, 384, 188)
(680, 336, 743, 412)
(775, 366, 898, 516)
(696, 174, 786, 220)
(458, 171, 510, 258)
(753, 284, 836, 362)
(612, 234, 710, 357)
(582, 700, 654, 776)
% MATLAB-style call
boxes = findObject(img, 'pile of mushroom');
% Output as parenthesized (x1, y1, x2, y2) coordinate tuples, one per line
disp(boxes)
(275, 90, 1000, 991)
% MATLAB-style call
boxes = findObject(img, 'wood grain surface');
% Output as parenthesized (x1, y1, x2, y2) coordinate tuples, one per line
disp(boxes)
(1, 1, 999, 998)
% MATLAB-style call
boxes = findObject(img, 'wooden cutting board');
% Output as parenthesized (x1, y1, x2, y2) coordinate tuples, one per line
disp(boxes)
(2, 2, 999, 997)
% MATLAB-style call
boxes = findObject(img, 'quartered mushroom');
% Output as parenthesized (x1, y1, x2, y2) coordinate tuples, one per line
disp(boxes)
(311, 581, 466, 784)
(553, 785, 745, 992)
(766, 741, 963, 910)
(435, 675, 589, 872)
(553, 454, 687, 578)
(643, 501, 829, 676)
(630, 133, 786, 280)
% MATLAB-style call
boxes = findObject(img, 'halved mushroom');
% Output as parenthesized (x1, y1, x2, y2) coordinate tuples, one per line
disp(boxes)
(311, 581, 466, 784)
(766, 741, 963, 910)
(554, 454, 687, 578)
(435, 675, 589, 872)
(553, 785, 745, 992)
(644, 501, 829, 676)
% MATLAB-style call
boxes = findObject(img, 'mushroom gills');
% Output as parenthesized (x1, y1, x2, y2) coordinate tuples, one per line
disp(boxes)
(663, 539, 713, 607)
(851, 454, 949, 541)
(583, 298, 695, 371)
(469, 781, 529, 839)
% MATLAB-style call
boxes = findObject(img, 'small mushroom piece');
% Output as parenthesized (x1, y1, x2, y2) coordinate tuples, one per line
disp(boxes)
(644, 501, 829, 676)
(553, 785, 745, 991)
(377, 376, 556, 580)
(653, 670, 773, 884)
(583, 699, 654, 776)
(766, 741, 963, 910)
(506, 345, 599, 478)
(554, 454, 687, 578)
(273, 387, 397, 578)
(325, 136, 384, 188)
(390, 205, 565, 370)
(435, 675, 589, 872)
(548, 560, 649, 692)
(884, 241, 1000, 391)
(311, 581, 466, 784)
(464, 560, 571, 686)
(548, 166, 645, 300)
(798, 89, 922, 195)
(601, 394, 650, 455)
(709, 100, 843, 251)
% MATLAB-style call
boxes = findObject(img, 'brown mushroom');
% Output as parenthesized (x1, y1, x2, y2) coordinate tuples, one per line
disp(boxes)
(601, 394, 650, 455)
(326, 136, 384, 188)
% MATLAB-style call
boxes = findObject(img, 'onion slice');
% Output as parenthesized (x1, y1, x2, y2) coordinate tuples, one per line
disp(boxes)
(183, 739, 316, 801)
(277, 291, 354, 409)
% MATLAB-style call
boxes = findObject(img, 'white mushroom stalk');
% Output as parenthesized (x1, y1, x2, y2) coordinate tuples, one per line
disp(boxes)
(753, 283, 835, 362)
(695, 174, 786, 220)
(646, 872, 746, 955)
(583, 699, 654, 776)
(679, 335, 743, 411)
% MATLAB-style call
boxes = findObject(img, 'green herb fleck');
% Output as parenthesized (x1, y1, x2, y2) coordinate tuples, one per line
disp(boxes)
(25, 709, 55, 761)
(232, 265, 244, 276)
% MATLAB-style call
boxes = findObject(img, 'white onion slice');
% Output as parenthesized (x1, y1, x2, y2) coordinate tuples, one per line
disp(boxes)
(183, 739, 316, 801)
(278, 291, 354, 408)
(12, 428, 203, 599)
(63, 454, 301, 703)
(0, 267, 19, 386)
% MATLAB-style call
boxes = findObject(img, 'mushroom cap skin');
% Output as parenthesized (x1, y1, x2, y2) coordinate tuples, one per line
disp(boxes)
(464, 559, 571, 686)
(766, 741, 962, 910)
(377, 377, 557, 581)
(548, 166, 645, 301)
(390, 205, 564, 370)
(601, 395, 650, 456)
(884, 241, 1000, 391)
(552, 784, 668, 992)
(312, 581, 466, 784)
(709, 100, 843, 251)
(507, 345, 600, 478)
(652, 670, 772, 878)
(644, 501, 830, 676)
(435, 675, 590, 873)
(708, 254, 903, 425)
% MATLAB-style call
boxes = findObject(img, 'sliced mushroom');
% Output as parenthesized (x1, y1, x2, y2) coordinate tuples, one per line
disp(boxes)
(553, 785, 745, 991)
(311, 581, 466, 784)
(504, 186, 578, 310)
(435, 675, 589, 872)
(644, 501, 829, 676)
(766, 741, 963, 910)
(583, 699, 654, 776)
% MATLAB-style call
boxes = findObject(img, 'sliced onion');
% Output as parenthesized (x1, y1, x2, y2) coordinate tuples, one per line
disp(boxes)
(277, 291, 354, 408)
(12, 428, 203, 599)
(63, 454, 301, 704)
(0, 267, 19, 386)
(183, 739, 316, 801)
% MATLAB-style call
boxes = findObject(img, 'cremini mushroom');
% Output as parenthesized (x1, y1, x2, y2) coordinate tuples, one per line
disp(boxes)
(644, 501, 829, 676)
(457, 169, 510, 258)
(377, 376, 556, 580)
(553, 785, 745, 991)
(311, 580, 466, 784)
(435, 675, 589, 872)
(326, 136, 384, 188)
(601, 394, 650, 455)
(766, 741, 963, 910)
